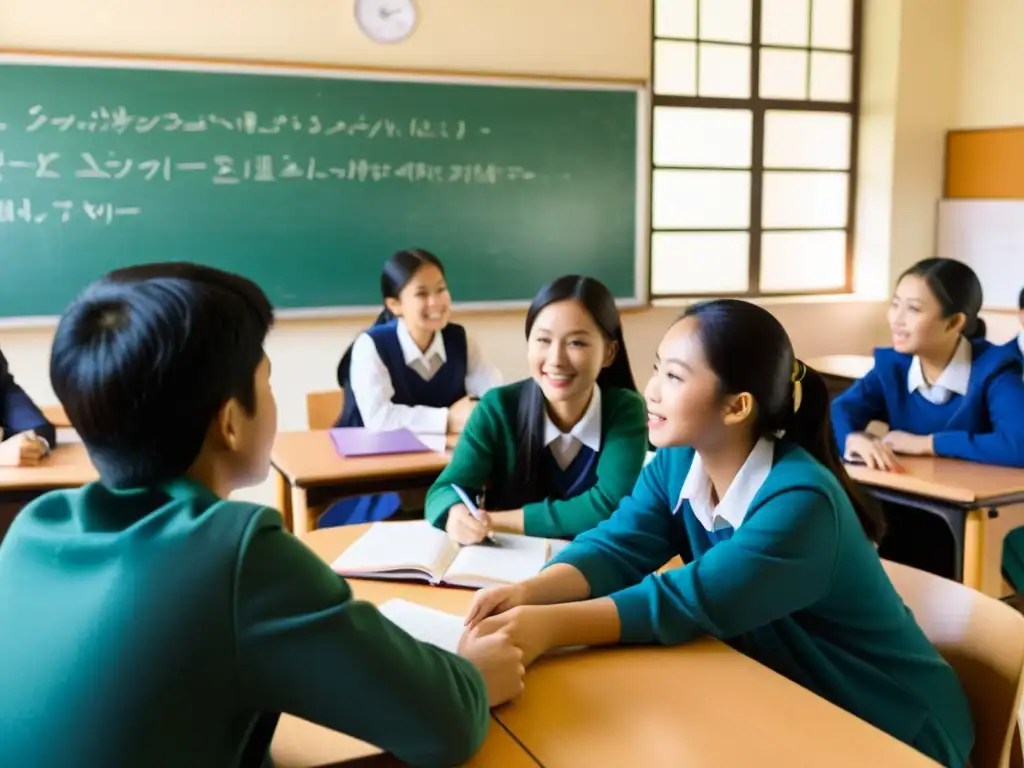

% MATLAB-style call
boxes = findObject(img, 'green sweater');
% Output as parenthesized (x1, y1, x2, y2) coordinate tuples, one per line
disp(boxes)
(426, 381, 648, 538)
(0, 479, 489, 768)
(550, 443, 975, 768)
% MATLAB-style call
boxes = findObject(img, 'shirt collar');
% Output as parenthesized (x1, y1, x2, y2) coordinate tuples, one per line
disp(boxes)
(543, 385, 602, 453)
(396, 318, 447, 366)
(1018, 330, 1024, 359)
(677, 437, 775, 532)
(907, 335, 971, 397)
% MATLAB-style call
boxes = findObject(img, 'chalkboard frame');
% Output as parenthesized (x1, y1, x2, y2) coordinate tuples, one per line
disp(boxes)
(0, 51, 650, 327)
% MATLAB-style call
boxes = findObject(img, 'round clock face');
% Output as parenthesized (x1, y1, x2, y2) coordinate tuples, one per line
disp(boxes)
(355, 0, 418, 44)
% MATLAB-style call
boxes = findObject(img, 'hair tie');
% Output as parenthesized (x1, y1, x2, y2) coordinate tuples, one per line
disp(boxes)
(791, 360, 807, 414)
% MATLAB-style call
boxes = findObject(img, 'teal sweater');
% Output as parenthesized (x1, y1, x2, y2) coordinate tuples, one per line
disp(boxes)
(550, 443, 974, 768)
(0, 479, 489, 768)
(426, 381, 648, 538)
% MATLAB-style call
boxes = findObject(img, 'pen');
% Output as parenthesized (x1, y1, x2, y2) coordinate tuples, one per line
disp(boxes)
(451, 484, 498, 545)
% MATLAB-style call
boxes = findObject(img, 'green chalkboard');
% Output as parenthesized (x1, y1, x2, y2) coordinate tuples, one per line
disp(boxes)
(0, 56, 642, 318)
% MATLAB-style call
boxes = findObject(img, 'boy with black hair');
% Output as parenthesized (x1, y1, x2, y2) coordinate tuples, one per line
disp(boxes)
(0, 262, 524, 767)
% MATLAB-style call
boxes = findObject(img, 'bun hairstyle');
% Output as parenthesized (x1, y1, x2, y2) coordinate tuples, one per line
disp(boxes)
(899, 258, 986, 339)
(682, 299, 885, 544)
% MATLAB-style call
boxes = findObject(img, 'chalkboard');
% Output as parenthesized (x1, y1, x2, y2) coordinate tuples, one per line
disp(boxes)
(0, 55, 644, 319)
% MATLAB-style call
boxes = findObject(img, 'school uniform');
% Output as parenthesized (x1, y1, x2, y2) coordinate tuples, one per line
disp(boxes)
(831, 337, 1024, 468)
(324, 319, 501, 527)
(549, 441, 975, 768)
(0, 351, 56, 449)
(0, 479, 490, 767)
(425, 380, 648, 538)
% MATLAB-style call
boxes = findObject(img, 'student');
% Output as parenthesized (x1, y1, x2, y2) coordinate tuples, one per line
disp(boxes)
(0, 263, 526, 767)
(462, 299, 974, 768)
(426, 275, 647, 542)
(326, 248, 502, 527)
(832, 257, 1024, 471)
(1008, 286, 1024, 366)
(0, 349, 56, 467)
(1000, 288, 1024, 590)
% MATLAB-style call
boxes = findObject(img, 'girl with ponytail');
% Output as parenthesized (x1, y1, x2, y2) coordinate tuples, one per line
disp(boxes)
(425, 275, 648, 542)
(461, 299, 973, 768)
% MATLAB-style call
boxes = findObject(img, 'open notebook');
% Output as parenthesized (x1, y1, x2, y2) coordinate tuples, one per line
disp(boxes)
(332, 520, 569, 588)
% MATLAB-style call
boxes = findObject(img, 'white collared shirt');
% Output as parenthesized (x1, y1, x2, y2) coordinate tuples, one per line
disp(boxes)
(675, 437, 775, 532)
(543, 386, 602, 470)
(1017, 330, 1024, 360)
(349, 319, 502, 433)
(907, 335, 971, 405)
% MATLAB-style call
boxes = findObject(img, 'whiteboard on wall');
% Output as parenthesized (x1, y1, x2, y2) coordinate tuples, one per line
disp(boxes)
(936, 199, 1024, 309)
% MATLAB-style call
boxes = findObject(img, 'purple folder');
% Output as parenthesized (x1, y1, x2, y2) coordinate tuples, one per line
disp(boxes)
(328, 428, 433, 458)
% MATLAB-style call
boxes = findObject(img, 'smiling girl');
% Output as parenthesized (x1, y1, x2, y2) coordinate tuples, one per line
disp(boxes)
(325, 248, 502, 526)
(463, 299, 974, 768)
(832, 257, 1024, 471)
(424, 275, 648, 542)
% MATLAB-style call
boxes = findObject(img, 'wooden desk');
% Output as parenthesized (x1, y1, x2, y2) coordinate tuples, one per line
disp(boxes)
(270, 431, 456, 537)
(0, 443, 97, 539)
(805, 354, 874, 398)
(848, 457, 1024, 596)
(288, 527, 938, 768)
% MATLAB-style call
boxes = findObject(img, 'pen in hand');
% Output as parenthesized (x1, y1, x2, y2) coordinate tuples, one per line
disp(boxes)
(451, 484, 498, 545)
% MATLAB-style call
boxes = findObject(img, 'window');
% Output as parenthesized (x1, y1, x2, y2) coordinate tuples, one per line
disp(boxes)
(650, 0, 861, 297)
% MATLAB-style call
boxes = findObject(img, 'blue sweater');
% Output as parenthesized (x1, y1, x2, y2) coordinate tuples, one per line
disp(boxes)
(830, 339, 1024, 467)
(549, 443, 974, 768)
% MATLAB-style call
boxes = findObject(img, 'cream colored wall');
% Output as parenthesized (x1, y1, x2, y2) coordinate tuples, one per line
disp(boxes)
(955, 0, 1024, 128)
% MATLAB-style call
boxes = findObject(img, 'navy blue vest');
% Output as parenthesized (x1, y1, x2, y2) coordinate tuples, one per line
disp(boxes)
(339, 321, 469, 428)
(543, 445, 599, 501)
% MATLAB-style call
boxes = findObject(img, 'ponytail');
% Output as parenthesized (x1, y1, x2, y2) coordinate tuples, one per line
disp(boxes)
(787, 361, 886, 544)
(335, 308, 398, 389)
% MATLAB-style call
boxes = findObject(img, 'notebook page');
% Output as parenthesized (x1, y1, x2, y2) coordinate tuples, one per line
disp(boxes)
(445, 533, 550, 587)
(378, 599, 464, 654)
(331, 520, 456, 580)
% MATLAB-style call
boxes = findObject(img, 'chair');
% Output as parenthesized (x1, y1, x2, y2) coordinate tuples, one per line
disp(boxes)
(883, 559, 1024, 768)
(305, 390, 343, 430)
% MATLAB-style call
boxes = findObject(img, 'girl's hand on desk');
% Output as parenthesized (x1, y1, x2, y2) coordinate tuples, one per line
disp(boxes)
(466, 583, 528, 626)
(845, 432, 903, 472)
(0, 431, 46, 467)
(473, 606, 553, 667)
(881, 431, 934, 457)
(457, 626, 526, 707)
(445, 503, 492, 545)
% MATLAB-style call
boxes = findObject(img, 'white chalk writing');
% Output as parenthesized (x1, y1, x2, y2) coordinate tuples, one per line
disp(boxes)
(14, 106, 485, 140)
(0, 198, 141, 225)
(0, 151, 538, 185)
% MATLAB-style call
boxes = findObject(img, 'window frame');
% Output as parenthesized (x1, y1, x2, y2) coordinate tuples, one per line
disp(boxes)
(647, 0, 864, 299)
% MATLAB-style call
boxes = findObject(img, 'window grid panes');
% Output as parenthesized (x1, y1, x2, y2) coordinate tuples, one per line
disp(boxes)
(651, 0, 860, 297)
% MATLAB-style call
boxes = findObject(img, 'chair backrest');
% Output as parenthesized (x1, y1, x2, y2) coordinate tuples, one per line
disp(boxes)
(306, 390, 343, 431)
(883, 559, 1024, 768)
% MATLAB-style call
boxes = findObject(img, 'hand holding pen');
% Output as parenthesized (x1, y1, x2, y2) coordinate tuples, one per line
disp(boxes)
(445, 484, 499, 546)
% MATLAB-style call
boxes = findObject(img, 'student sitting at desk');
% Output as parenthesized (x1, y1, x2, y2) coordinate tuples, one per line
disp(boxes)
(425, 275, 647, 543)
(0, 349, 56, 466)
(326, 248, 502, 527)
(0, 263, 526, 768)
(464, 299, 974, 768)
(831, 257, 1024, 470)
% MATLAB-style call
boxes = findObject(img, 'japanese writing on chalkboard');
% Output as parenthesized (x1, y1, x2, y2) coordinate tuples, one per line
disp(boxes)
(0, 106, 488, 140)
(0, 151, 539, 186)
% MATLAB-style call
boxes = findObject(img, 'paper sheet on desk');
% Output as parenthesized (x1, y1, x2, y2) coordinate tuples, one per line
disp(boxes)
(415, 433, 448, 453)
(378, 599, 464, 654)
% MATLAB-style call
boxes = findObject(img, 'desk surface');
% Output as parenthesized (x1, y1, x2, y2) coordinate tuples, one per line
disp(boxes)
(285, 526, 937, 768)
(271, 431, 455, 488)
(806, 353, 875, 380)
(848, 456, 1024, 505)
(0, 443, 97, 491)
